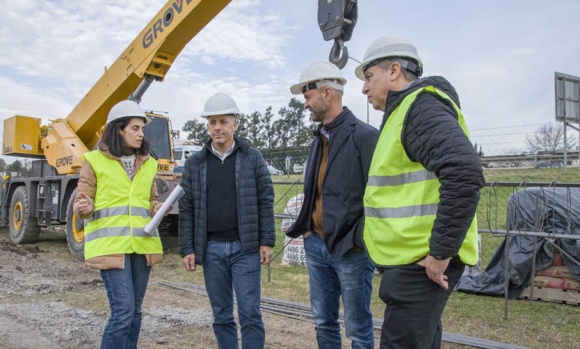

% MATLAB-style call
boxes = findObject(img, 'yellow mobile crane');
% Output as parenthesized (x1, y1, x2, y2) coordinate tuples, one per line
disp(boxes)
(1, 0, 357, 260)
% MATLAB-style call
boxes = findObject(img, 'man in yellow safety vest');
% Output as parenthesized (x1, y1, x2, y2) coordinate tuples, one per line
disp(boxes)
(356, 36, 485, 349)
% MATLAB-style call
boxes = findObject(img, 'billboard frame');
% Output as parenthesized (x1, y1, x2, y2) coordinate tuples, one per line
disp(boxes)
(555, 72, 580, 124)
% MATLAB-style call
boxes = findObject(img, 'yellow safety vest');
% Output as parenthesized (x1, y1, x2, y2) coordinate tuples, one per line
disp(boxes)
(363, 86, 478, 267)
(83, 151, 162, 260)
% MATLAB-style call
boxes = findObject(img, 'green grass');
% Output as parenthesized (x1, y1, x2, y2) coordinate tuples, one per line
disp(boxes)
(263, 231, 579, 348)
(264, 225, 579, 348)
(3, 168, 573, 348)
(483, 167, 580, 183)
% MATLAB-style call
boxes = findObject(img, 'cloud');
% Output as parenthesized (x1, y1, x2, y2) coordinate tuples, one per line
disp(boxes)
(0, 0, 295, 136)
(0, 77, 70, 121)
(2, 0, 580, 160)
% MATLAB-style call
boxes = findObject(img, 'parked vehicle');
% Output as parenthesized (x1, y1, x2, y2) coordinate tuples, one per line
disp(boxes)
(538, 161, 563, 169)
(268, 165, 283, 176)
(292, 161, 307, 174)
(173, 140, 202, 173)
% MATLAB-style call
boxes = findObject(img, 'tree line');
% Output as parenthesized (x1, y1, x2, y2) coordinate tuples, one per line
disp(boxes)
(182, 97, 318, 169)
(0, 158, 29, 173)
(182, 98, 316, 149)
(4, 101, 571, 175)
(183, 97, 577, 159)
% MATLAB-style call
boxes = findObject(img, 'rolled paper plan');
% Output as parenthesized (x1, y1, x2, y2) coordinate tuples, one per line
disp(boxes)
(144, 184, 185, 234)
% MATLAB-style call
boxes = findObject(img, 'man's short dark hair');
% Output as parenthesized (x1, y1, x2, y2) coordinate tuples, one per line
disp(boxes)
(376, 58, 419, 82)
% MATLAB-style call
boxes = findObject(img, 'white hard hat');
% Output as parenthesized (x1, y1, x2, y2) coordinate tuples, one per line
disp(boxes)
(290, 61, 347, 95)
(106, 100, 150, 125)
(355, 36, 423, 80)
(200, 92, 240, 119)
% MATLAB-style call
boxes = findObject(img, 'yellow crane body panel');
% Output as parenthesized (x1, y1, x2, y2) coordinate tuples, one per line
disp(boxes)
(2, 116, 44, 158)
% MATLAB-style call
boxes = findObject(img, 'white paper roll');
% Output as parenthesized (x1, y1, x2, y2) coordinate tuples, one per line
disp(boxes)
(144, 184, 185, 234)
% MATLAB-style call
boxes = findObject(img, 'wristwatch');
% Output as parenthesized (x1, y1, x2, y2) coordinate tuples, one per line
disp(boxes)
(430, 254, 451, 260)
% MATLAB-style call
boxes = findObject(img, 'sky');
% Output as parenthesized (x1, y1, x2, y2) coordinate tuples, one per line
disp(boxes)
(1, 0, 580, 161)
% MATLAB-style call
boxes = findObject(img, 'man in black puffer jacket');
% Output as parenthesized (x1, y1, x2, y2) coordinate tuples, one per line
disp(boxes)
(356, 36, 485, 349)
(178, 92, 275, 349)
(287, 61, 379, 349)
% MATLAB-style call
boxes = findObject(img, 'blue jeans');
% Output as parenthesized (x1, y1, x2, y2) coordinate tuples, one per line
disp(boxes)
(100, 253, 151, 349)
(303, 233, 375, 349)
(203, 240, 265, 349)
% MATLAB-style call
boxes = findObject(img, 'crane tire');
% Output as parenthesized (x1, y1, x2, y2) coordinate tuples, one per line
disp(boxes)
(9, 186, 41, 244)
(65, 189, 85, 261)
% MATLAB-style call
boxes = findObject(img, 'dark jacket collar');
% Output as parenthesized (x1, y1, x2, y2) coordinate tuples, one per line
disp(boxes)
(381, 76, 460, 130)
(198, 134, 248, 163)
(314, 107, 354, 137)
(312, 107, 358, 175)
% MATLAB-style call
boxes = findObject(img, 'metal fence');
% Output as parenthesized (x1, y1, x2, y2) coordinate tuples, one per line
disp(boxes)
(271, 178, 580, 321)
(271, 164, 580, 293)
(267, 151, 580, 176)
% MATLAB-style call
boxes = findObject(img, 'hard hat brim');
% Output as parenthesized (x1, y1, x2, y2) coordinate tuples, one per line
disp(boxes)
(290, 78, 347, 95)
(290, 82, 307, 95)
(355, 64, 366, 81)
(200, 112, 239, 119)
(201, 93, 240, 118)
(107, 115, 151, 125)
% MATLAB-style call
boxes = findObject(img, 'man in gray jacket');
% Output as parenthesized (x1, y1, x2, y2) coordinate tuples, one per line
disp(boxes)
(179, 92, 275, 349)
(287, 61, 379, 349)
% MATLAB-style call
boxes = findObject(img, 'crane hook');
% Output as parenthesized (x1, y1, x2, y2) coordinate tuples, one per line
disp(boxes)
(329, 39, 349, 69)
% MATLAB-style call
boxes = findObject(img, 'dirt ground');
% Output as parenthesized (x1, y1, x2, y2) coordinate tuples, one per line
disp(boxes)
(0, 228, 380, 349)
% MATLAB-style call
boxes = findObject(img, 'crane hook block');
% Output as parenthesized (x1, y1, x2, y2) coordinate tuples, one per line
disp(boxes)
(318, 0, 358, 69)
(329, 40, 349, 69)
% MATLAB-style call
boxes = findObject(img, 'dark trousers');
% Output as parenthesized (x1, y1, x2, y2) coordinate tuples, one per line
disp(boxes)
(378, 256, 465, 349)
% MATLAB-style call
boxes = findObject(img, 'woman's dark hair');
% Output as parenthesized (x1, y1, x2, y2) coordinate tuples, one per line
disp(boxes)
(99, 117, 150, 157)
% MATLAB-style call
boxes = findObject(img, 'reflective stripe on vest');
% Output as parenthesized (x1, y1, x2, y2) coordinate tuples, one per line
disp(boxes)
(83, 151, 162, 260)
(365, 203, 438, 219)
(91, 206, 151, 220)
(84, 227, 154, 243)
(367, 169, 437, 187)
(363, 85, 478, 267)
(84, 205, 159, 243)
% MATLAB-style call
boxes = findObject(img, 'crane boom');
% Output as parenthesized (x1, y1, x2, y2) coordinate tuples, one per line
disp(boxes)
(3, 0, 231, 174)
(0, 0, 359, 260)
(4, 0, 358, 175)
(66, 0, 231, 146)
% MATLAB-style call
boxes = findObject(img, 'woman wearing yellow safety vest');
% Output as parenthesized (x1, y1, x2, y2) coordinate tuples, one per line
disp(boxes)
(74, 100, 165, 348)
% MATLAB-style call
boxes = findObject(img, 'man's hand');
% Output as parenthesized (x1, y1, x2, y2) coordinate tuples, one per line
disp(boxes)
(259, 246, 272, 265)
(182, 254, 196, 271)
(78, 193, 94, 216)
(418, 255, 451, 290)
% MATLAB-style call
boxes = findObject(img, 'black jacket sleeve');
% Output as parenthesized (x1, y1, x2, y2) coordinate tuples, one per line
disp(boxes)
(178, 157, 196, 257)
(254, 151, 276, 247)
(403, 93, 485, 257)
